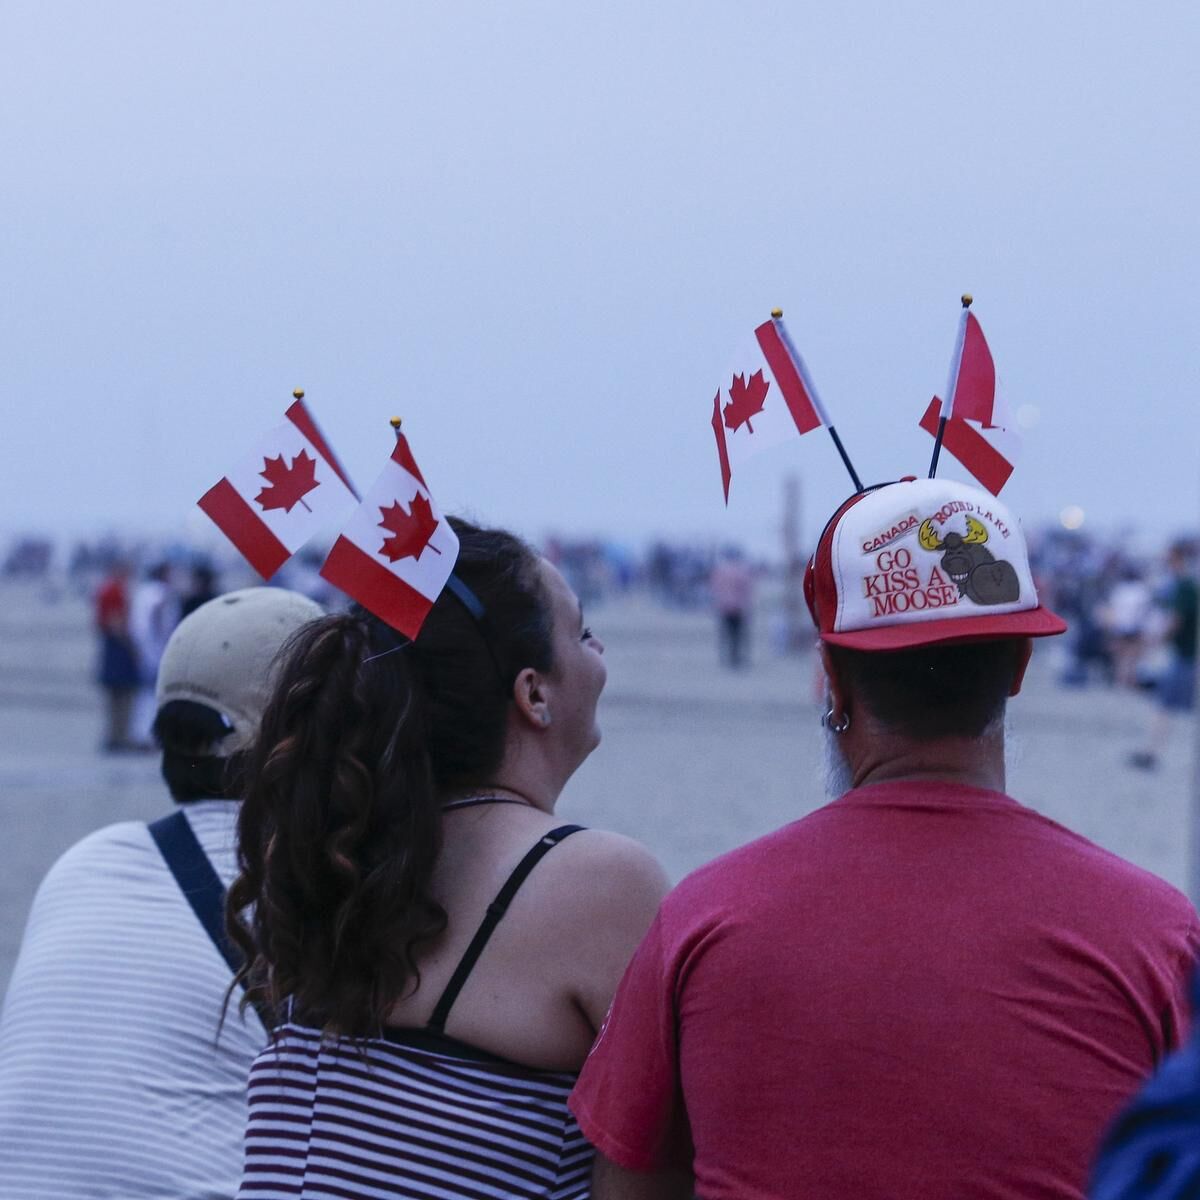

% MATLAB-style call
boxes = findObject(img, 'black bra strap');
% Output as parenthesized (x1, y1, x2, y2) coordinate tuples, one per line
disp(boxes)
(427, 824, 585, 1033)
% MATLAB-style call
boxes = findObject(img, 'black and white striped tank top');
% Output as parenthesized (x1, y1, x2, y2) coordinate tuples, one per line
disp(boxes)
(239, 824, 592, 1200)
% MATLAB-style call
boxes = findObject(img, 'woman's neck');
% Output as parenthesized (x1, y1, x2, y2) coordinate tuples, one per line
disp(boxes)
(443, 782, 556, 814)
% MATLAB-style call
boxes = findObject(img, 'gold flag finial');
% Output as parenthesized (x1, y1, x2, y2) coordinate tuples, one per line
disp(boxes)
(961, 294, 973, 308)
(389, 416, 403, 431)
(293, 388, 305, 400)
(771, 308, 783, 319)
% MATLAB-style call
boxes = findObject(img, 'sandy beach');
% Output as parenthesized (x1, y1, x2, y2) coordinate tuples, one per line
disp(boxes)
(0, 579, 1194, 995)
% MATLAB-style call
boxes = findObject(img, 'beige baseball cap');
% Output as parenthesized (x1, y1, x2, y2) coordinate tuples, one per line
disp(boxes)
(155, 587, 324, 754)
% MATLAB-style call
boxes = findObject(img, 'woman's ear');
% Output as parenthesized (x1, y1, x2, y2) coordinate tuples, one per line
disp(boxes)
(512, 666, 551, 730)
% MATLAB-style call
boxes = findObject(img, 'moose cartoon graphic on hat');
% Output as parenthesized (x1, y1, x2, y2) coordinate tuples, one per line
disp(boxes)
(806, 478, 1066, 652)
(917, 512, 1020, 606)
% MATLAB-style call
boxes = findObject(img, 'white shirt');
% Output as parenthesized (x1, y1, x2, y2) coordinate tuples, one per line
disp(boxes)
(1107, 580, 1152, 636)
(0, 800, 264, 1200)
(128, 579, 180, 678)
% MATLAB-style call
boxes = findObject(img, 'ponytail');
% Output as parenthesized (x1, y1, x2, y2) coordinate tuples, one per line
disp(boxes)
(228, 615, 446, 1036)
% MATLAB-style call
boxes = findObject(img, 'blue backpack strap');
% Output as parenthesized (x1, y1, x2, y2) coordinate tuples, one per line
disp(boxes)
(147, 810, 272, 1031)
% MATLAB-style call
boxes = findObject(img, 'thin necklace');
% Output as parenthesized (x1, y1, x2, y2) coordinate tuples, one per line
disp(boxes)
(440, 795, 537, 813)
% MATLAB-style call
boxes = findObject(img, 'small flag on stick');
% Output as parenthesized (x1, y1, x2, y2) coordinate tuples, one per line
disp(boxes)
(710, 310, 862, 502)
(929, 294, 999, 476)
(949, 308, 997, 427)
(320, 425, 459, 638)
(923, 298, 1021, 494)
(199, 391, 358, 579)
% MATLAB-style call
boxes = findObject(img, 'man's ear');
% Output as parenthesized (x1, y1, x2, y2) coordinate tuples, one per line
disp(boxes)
(818, 644, 849, 717)
(1009, 638, 1034, 697)
(512, 666, 551, 730)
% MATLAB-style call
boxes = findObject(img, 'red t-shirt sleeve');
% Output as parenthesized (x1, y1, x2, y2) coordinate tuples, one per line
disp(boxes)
(1162, 916, 1200, 1052)
(569, 913, 692, 1172)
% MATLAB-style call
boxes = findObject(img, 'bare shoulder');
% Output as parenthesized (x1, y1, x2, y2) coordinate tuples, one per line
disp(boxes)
(524, 827, 670, 950)
(545, 827, 671, 911)
(528, 829, 669, 1025)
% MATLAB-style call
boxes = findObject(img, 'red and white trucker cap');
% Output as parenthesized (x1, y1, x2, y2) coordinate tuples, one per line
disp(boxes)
(805, 477, 1067, 651)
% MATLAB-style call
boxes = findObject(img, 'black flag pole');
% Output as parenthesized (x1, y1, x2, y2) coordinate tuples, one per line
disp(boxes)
(771, 309, 865, 493)
(826, 426, 864, 495)
(929, 294, 972, 479)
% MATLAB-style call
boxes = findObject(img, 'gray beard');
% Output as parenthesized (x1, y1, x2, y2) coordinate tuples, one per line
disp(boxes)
(822, 726, 854, 799)
(999, 714, 1018, 779)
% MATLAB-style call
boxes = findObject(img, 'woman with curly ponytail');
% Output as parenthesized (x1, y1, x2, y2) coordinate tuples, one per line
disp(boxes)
(231, 519, 668, 1200)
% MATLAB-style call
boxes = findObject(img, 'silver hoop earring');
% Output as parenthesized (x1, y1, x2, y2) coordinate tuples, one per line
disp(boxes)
(821, 708, 851, 734)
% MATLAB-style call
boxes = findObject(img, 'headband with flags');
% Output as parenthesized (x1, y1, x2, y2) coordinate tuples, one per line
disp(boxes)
(199, 399, 463, 639)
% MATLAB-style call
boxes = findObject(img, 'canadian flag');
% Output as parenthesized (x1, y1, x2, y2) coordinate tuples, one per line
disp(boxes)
(922, 305, 1021, 495)
(319, 434, 459, 638)
(711, 316, 827, 502)
(199, 398, 359, 579)
(918, 399, 1020, 495)
(945, 310, 998, 427)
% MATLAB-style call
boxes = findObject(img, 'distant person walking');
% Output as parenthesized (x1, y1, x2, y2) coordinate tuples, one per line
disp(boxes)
(94, 558, 139, 752)
(0, 587, 322, 1200)
(1129, 542, 1198, 771)
(710, 547, 754, 668)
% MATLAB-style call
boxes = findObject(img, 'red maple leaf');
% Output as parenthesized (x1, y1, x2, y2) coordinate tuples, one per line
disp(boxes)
(377, 492, 443, 563)
(255, 449, 320, 514)
(722, 370, 770, 434)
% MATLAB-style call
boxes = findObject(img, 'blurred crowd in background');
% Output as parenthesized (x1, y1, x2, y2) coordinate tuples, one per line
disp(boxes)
(1032, 531, 1198, 692)
(3, 522, 1197, 761)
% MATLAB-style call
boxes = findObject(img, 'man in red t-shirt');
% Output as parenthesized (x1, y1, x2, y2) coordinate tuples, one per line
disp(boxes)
(570, 478, 1200, 1200)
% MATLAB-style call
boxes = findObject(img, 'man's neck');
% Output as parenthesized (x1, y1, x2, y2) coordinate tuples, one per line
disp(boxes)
(847, 730, 1007, 795)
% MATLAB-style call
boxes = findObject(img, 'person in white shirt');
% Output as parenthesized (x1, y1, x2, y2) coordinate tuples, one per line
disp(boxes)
(0, 586, 322, 1200)
(128, 562, 182, 746)
(1103, 566, 1153, 689)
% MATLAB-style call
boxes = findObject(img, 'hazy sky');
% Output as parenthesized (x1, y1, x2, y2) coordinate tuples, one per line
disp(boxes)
(2, 2, 1197, 556)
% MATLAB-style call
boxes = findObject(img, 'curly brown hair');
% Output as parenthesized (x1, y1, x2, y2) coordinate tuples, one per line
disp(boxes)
(226, 519, 555, 1037)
